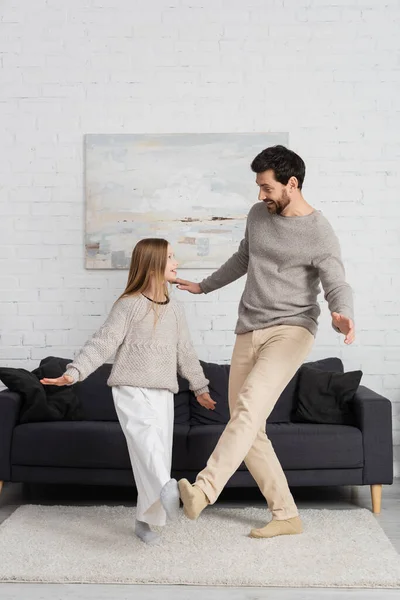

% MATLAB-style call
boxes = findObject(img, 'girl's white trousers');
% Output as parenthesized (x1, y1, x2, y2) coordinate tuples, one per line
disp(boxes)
(112, 386, 174, 527)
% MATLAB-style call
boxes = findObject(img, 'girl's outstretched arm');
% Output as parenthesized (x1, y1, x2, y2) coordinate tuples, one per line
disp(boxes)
(41, 297, 133, 386)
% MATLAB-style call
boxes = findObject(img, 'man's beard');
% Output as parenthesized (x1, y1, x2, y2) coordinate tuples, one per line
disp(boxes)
(266, 190, 290, 215)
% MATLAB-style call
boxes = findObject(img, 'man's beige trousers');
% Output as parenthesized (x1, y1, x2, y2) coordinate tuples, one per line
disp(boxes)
(195, 325, 314, 520)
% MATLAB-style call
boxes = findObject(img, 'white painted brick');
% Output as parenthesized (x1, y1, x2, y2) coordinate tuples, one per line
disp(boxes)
(41, 257, 83, 273)
(33, 316, 75, 331)
(385, 332, 400, 347)
(203, 331, 228, 346)
(77, 315, 105, 331)
(16, 246, 57, 260)
(20, 275, 64, 289)
(212, 316, 237, 331)
(30, 347, 78, 361)
(0, 303, 18, 316)
(59, 246, 84, 259)
(22, 332, 46, 346)
(63, 276, 108, 290)
(14, 218, 55, 232)
(383, 376, 400, 390)
(44, 331, 69, 346)
(0, 202, 30, 216)
(30, 203, 80, 217)
(0, 333, 23, 346)
(18, 302, 62, 316)
(0, 347, 31, 360)
(0, 246, 16, 259)
(196, 302, 238, 317)
(358, 330, 386, 346)
(0, 277, 18, 288)
(62, 301, 106, 316)
(42, 231, 82, 246)
(189, 330, 204, 346)
(188, 316, 213, 332)
(360, 374, 384, 392)
(0, 231, 43, 245)
(39, 286, 83, 303)
(208, 346, 234, 362)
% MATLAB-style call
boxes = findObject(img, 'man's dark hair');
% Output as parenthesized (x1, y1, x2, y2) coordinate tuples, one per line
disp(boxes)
(250, 145, 306, 190)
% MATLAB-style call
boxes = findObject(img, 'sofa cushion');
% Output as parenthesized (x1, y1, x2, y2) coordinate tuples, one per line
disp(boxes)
(11, 422, 191, 471)
(271, 357, 344, 423)
(74, 364, 116, 421)
(175, 375, 191, 423)
(186, 421, 363, 471)
(293, 365, 362, 425)
(187, 424, 245, 470)
(0, 361, 83, 424)
(189, 362, 231, 425)
(268, 422, 363, 469)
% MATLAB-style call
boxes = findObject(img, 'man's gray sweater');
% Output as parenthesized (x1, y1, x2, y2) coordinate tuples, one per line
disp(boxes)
(200, 203, 353, 337)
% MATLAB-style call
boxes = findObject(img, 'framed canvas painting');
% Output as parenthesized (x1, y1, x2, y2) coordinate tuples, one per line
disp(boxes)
(85, 132, 288, 269)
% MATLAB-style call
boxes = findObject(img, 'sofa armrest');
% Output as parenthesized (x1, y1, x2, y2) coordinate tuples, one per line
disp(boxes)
(351, 385, 393, 485)
(0, 389, 22, 481)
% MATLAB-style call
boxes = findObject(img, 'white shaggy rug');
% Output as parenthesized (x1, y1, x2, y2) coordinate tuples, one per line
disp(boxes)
(0, 505, 399, 587)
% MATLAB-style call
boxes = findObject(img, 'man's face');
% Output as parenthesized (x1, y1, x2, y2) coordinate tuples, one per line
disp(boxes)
(256, 169, 291, 215)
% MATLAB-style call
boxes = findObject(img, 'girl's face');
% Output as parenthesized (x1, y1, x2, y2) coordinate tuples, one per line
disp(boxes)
(164, 245, 179, 283)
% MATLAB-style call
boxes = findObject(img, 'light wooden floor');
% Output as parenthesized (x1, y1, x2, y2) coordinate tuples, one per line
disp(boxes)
(0, 481, 399, 599)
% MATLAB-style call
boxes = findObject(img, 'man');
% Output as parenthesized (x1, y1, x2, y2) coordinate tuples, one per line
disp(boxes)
(176, 145, 355, 539)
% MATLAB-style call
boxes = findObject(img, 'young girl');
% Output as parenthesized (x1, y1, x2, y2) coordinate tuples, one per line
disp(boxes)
(41, 238, 216, 544)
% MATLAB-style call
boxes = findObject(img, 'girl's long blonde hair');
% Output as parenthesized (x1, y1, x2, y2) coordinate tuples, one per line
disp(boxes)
(119, 238, 170, 323)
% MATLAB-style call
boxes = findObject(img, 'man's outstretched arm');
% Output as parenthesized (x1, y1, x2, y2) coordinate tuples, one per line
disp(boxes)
(313, 225, 355, 344)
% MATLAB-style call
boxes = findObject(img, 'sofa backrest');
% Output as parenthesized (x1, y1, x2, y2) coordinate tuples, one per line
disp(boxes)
(74, 363, 193, 423)
(72, 356, 344, 424)
(75, 363, 115, 421)
(188, 357, 344, 425)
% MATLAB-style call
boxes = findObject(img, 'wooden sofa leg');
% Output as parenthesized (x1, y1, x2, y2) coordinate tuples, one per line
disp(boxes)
(0, 481, 3, 495)
(371, 484, 382, 514)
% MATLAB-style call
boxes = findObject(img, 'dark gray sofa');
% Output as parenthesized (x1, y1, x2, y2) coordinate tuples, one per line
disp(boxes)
(0, 357, 393, 513)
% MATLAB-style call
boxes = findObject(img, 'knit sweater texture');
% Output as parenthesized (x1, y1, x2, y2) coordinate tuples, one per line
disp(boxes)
(65, 294, 209, 395)
(200, 203, 353, 336)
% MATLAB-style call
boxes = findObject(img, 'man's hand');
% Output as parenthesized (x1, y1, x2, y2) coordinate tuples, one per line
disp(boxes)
(331, 312, 355, 345)
(40, 374, 74, 386)
(175, 278, 203, 294)
(196, 392, 217, 411)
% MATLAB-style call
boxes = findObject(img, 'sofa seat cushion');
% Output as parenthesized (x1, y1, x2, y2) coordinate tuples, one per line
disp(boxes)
(267, 423, 363, 470)
(12, 423, 190, 471)
(187, 425, 246, 471)
(187, 422, 363, 471)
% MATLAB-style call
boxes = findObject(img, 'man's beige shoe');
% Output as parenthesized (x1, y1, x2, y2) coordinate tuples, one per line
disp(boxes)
(178, 479, 209, 520)
(249, 516, 303, 539)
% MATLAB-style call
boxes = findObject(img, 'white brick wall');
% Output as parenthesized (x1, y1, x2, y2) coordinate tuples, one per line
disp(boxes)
(1, 0, 399, 475)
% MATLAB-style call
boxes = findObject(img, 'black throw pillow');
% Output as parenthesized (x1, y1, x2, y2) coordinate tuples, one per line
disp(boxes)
(0, 368, 51, 424)
(293, 365, 362, 425)
(0, 356, 83, 423)
(189, 361, 231, 425)
(32, 356, 84, 421)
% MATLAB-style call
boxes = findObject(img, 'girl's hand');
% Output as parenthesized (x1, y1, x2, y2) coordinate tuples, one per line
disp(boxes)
(196, 392, 216, 411)
(40, 374, 74, 386)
